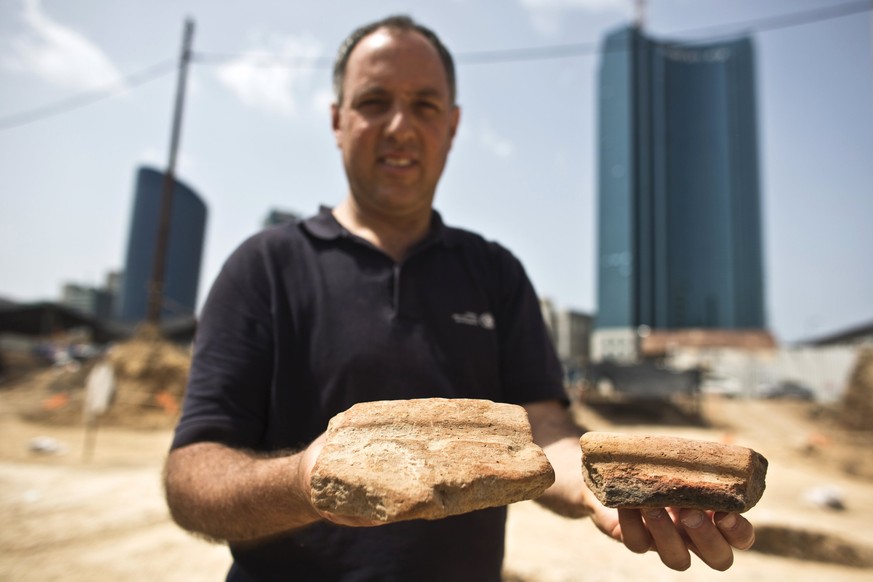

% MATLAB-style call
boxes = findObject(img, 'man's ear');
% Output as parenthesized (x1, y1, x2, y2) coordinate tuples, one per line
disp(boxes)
(331, 102, 342, 147)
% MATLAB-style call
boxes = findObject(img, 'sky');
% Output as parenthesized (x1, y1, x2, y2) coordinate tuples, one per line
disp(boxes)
(0, 0, 871, 344)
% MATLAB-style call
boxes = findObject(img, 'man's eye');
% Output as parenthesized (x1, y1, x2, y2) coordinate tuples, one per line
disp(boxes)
(358, 99, 388, 110)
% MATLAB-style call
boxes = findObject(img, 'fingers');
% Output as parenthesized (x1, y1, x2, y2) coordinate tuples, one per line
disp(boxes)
(618, 508, 696, 571)
(715, 512, 756, 550)
(678, 509, 734, 571)
(614, 509, 754, 572)
(617, 508, 653, 553)
(643, 508, 691, 571)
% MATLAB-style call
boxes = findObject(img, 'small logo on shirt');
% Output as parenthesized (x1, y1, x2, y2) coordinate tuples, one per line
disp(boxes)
(452, 311, 496, 330)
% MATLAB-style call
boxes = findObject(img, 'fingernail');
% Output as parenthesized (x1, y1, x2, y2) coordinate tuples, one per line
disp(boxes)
(681, 510, 705, 529)
(718, 513, 737, 530)
(644, 508, 665, 520)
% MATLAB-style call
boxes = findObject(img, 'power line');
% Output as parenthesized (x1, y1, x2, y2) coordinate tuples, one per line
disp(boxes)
(1, 0, 870, 130)
(191, 52, 333, 67)
(461, 0, 873, 59)
(456, 41, 601, 65)
(193, 0, 872, 66)
(441, 0, 873, 62)
(0, 58, 177, 131)
(669, 0, 871, 42)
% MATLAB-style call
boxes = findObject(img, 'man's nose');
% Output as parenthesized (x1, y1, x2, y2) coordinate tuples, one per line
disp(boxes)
(384, 106, 415, 142)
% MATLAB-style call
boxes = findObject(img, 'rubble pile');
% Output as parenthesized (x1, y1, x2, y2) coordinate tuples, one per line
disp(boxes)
(100, 326, 191, 427)
(21, 326, 192, 429)
(841, 347, 873, 431)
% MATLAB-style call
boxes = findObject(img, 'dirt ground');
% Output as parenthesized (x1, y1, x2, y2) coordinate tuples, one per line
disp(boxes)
(2, 369, 873, 581)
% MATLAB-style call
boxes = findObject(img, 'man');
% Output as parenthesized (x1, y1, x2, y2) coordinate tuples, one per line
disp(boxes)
(164, 15, 755, 581)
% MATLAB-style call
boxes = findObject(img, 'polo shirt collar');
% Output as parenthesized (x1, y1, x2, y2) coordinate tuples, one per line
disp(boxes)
(302, 206, 344, 240)
(302, 205, 457, 248)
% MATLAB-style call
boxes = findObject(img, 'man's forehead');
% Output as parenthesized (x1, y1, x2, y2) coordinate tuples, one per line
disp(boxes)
(348, 28, 443, 73)
(359, 28, 396, 50)
(345, 29, 450, 97)
(351, 83, 445, 99)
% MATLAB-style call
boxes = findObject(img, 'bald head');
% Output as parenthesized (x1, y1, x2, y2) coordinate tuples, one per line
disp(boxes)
(332, 15, 457, 106)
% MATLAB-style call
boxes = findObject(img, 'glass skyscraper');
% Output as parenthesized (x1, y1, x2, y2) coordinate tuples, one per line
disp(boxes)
(596, 26, 765, 340)
(118, 167, 207, 323)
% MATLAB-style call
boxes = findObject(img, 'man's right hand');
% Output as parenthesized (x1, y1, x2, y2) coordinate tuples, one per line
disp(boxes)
(297, 433, 387, 527)
(164, 434, 385, 543)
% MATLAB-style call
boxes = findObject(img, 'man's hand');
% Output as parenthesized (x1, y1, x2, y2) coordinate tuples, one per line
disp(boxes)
(522, 400, 756, 571)
(299, 434, 386, 528)
(590, 495, 755, 571)
(164, 434, 385, 543)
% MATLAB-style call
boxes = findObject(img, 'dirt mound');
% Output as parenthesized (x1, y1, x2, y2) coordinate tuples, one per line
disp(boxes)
(841, 348, 873, 431)
(19, 327, 191, 429)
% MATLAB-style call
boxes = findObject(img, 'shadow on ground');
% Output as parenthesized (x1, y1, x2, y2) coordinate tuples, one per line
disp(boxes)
(581, 397, 710, 428)
(752, 525, 873, 569)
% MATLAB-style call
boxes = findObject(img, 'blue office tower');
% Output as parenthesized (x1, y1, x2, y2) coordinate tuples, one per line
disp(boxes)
(118, 167, 207, 323)
(596, 26, 766, 343)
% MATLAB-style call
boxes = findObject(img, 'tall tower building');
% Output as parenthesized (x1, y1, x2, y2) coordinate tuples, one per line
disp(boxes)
(118, 167, 207, 323)
(594, 26, 766, 360)
(262, 208, 301, 229)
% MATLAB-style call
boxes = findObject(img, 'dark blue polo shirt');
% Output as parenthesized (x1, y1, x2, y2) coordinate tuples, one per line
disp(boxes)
(172, 206, 566, 582)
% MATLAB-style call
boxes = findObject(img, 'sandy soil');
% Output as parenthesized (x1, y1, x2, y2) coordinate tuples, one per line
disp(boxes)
(2, 381, 873, 581)
(505, 397, 873, 581)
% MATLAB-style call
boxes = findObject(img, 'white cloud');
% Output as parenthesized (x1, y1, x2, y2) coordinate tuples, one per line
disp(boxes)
(479, 125, 515, 158)
(311, 87, 334, 113)
(216, 33, 323, 118)
(3, 0, 125, 91)
(518, 0, 628, 35)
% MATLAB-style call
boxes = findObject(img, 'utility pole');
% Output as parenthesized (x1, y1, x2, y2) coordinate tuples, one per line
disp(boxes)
(635, 0, 647, 31)
(146, 18, 195, 326)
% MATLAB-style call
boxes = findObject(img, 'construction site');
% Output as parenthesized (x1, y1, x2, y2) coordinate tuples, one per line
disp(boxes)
(2, 334, 873, 581)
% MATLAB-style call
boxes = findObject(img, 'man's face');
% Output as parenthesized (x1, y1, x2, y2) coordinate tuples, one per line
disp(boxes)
(332, 28, 460, 220)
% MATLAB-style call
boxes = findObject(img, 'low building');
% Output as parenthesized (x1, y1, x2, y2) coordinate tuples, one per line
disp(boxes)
(540, 299, 593, 379)
(799, 320, 873, 348)
(61, 272, 120, 320)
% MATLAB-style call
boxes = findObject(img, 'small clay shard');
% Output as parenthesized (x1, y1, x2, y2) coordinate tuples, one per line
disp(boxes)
(580, 432, 768, 512)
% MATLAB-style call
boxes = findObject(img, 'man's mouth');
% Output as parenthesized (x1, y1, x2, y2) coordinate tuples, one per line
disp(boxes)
(382, 156, 414, 168)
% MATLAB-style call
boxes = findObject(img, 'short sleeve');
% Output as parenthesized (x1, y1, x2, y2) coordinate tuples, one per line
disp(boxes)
(171, 236, 275, 450)
(491, 245, 567, 406)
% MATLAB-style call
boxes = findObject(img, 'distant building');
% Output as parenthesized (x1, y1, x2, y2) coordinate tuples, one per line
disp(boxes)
(60, 271, 121, 320)
(263, 209, 301, 229)
(117, 167, 207, 323)
(595, 25, 765, 360)
(105, 270, 122, 301)
(61, 283, 113, 320)
(540, 299, 593, 376)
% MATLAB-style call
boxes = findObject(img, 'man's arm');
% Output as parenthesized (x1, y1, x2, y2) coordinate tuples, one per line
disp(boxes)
(523, 400, 756, 571)
(163, 436, 379, 543)
(523, 400, 595, 518)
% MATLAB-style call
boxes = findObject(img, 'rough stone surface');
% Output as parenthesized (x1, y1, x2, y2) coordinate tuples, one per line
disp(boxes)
(580, 432, 768, 512)
(310, 398, 555, 522)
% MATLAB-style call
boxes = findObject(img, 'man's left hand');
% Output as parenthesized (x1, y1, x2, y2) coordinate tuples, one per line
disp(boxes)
(590, 503, 755, 571)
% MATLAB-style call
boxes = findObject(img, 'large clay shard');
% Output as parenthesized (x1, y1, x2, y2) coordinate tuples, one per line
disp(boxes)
(310, 398, 555, 522)
(580, 432, 768, 512)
